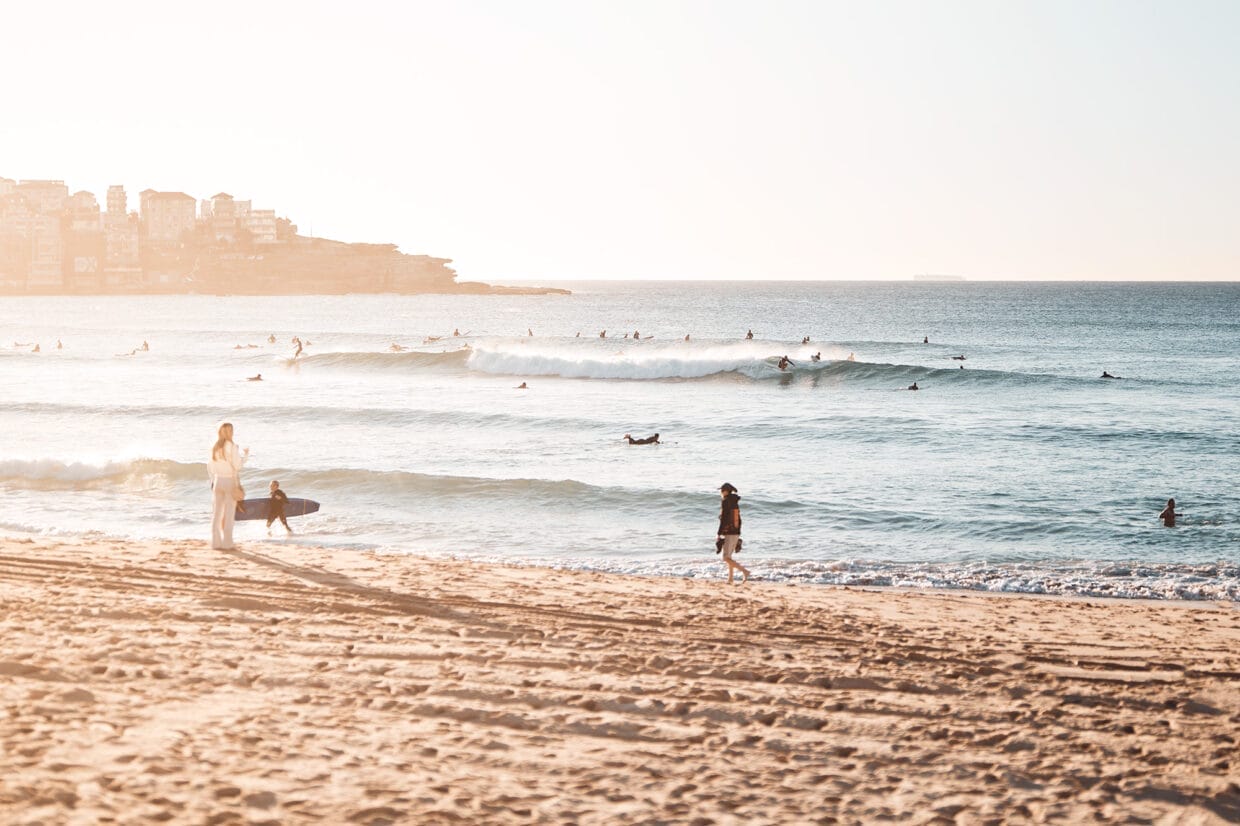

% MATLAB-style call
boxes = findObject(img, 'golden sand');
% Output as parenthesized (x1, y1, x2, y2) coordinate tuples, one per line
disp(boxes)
(0, 537, 1237, 824)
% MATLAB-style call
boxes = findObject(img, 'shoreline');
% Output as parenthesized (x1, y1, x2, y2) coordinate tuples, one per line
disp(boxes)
(1, 535, 1237, 823)
(3, 526, 1236, 607)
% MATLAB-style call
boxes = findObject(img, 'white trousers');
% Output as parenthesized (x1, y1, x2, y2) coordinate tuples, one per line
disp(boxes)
(211, 476, 239, 549)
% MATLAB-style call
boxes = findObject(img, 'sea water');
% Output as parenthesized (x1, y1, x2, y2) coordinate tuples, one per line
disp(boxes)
(1, 281, 1237, 600)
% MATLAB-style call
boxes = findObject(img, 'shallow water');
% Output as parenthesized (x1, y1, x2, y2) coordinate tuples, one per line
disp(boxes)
(1, 281, 1237, 599)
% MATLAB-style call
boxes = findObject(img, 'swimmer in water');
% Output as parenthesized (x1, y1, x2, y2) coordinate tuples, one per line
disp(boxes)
(1158, 497, 1182, 527)
(923, 336, 929, 344)
(624, 433, 660, 445)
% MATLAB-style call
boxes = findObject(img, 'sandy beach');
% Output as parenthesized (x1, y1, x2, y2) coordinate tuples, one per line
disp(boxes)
(0, 537, 1237, 825)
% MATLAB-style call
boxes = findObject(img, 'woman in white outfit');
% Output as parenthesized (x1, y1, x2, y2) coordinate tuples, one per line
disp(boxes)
(209, 422, 249, 550)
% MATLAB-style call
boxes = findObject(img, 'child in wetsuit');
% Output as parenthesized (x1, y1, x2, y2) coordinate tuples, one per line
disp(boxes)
(267, 480, 292, 534)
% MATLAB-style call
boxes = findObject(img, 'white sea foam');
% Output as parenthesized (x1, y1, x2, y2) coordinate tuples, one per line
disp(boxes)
(465, 337, 847, 380)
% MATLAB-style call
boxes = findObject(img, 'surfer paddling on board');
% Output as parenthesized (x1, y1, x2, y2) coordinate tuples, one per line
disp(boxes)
(247, 373, 262, 381)
(623, 433, 660, 445)
(1101, 371, 1119, 379)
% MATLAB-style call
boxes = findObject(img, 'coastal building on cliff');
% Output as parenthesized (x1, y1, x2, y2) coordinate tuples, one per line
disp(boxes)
(0, 174, 480, 295)
(63, 191, 104, 291)
(139, 190, 197, 244)
(104, 185, 141, 288)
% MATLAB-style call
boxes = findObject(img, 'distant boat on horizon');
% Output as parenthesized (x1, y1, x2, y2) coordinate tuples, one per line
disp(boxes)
(913, 274, 967, 282)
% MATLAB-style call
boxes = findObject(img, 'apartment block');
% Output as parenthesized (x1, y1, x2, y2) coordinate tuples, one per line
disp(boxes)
(139, 190, 197, 244)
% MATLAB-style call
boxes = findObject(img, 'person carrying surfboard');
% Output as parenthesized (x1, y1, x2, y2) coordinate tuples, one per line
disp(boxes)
(267, 480, 293, 535)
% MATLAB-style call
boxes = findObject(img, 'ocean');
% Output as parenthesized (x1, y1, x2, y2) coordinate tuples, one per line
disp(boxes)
(1, 281, 1237, 600)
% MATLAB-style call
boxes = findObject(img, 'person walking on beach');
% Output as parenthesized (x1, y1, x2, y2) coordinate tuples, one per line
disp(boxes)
(208, 422, 249, 550)
(1158, 498, 1182, 527)
(716, 483, 750, 584)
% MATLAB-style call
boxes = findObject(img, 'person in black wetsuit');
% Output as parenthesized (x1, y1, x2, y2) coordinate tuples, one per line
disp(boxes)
(267, 480, 292, 534)
(624, 433, 660, 445)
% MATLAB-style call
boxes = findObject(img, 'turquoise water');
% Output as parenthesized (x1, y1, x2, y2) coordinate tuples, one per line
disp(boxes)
(1, 282, 1237, 599)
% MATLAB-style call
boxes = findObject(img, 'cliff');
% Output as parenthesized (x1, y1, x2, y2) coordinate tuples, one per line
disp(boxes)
(146, 235, 569, 296)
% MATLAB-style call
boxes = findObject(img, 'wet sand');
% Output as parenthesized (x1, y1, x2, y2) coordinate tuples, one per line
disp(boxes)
(0, 536, 1237, 824)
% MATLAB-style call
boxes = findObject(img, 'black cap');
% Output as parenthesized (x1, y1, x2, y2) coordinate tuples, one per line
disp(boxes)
(720, 483, 737, 493)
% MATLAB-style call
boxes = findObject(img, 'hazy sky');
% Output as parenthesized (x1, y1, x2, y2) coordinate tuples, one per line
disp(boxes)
(3, 1, 1237, 281)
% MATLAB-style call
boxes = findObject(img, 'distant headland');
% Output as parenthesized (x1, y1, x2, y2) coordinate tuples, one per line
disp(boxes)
(0, 177, 568, 296)
(913, 274, 967, 282)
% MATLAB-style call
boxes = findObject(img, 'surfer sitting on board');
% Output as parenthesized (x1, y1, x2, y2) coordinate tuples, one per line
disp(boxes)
(267, 480, 293, 534)
(624, 433, 660, 445)
(811, 352, 821, 362)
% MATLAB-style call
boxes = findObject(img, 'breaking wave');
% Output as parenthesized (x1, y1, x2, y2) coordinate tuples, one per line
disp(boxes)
(289, 339, 1112, 387)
